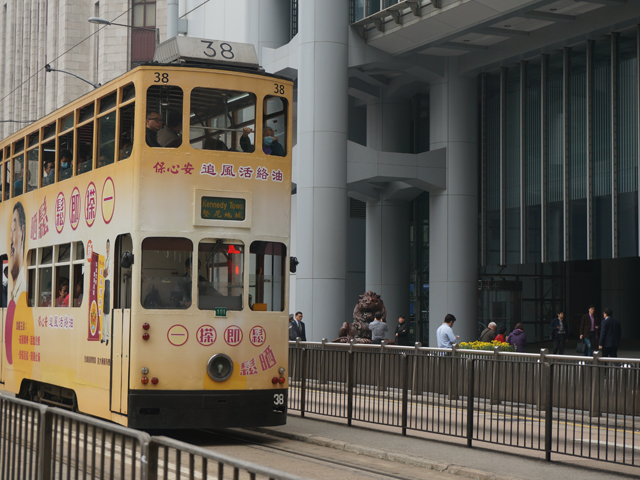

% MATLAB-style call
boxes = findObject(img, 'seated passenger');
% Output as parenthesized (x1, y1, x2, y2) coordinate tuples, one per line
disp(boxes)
(14, 176, 23, 196)
(59, 150, 73, 180)
(145, 111, 162, 147)
(74, 281, 83, 307)
(56, 280, 69, 307)
(77, 156, 92, 174)
(157, 114, 182, 148)
(43, 160, 55, 186)
(240, 126, 285, 156)
(202, 136, 228, 151)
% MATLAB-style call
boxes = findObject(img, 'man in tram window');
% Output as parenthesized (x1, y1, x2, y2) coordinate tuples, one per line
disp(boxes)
(9, 201, 26, 302)
(43, 159, 55, 186)
(240, 125, 285, 156)
(56, 279, 69, 307)
(145, 111, 163, 147)
(157, 113, 183, 148)
(59, 150, 73, 180)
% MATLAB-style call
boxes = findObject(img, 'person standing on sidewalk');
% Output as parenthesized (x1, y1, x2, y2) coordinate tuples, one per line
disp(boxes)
(289, 311, 307, 341)
(580, 305, 600, 356)
(369, 312, 388, 344)
(599, 308, 621, 358)
(550, 311, 568, 355)
(479, 322, 497, 342)
(436, 314, 459, 348)
(395, 315, 411, 346)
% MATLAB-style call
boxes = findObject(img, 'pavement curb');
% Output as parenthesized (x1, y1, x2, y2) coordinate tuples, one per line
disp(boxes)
(253, 427, 522, 480)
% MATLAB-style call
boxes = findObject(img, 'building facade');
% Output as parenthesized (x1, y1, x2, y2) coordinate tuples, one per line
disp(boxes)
(2, 0, 640, 346)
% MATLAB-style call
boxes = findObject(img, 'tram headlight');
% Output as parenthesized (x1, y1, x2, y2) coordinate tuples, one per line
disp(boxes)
(141, 367, 149, 375)
(206, 354, 233, 382)
(278, 367, 285, 375)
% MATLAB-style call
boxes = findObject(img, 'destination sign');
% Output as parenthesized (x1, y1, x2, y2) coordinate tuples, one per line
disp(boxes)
(201, 197, 246, 221)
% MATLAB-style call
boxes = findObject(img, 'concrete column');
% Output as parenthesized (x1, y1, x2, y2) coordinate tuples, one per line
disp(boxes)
(366, 200, 410, 336)
(295, 0, 349, 341)
(428, 58, 478, 346)
(366, 96, 411, 153)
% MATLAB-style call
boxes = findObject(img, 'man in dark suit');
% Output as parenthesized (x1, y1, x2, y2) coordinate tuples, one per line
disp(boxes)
(599, 307, 621, 358)
(579, 305, 600, 356)
(550, 310, 568, 355)
(289, 311, 307, 341)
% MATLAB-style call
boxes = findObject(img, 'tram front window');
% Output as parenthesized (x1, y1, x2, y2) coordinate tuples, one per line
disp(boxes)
(190, 88, 256, 152)
(198, 240, 244, 311)
(141, 237, 193, 309)
(249, 242, 286, 311)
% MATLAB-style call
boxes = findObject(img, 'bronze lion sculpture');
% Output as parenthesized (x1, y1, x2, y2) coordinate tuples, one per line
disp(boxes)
(333, 291, 394, 344)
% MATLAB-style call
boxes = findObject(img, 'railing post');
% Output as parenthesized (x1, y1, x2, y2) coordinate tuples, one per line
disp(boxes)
(347, 340, 355, 426)
(378, 340, 387, 392)
(544, 362, 553, 462)
(411, 342, 422, 394)
(300, 345, 307, 418)
(320, 338, 328, 385)
(538, 348, 549, 411)
(466, 358, 474, 448)
(590, 350, 602, 417)
(401, 352, 409, 436)
(144, 439, 157, 480)
(491, 346, 500, 405)
(450, 344, 459, 400)
(41, 408, 53, 480)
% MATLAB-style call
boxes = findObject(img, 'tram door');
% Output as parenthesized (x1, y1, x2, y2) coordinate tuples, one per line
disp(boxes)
(110, 234, 133, 414)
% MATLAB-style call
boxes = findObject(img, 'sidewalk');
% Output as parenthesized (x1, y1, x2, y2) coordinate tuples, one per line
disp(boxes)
(256, 413, 639, 480)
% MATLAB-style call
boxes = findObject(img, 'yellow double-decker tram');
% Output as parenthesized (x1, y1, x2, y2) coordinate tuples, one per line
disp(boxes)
(0, 38, 292, 429)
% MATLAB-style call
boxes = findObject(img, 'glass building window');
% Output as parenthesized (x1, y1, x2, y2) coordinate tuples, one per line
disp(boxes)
(617, 32, 638, 258)
(504, 66, 521, 265)
(545, 53, 564, 262)
(524, 62, 542, 263)
(485, 73, 501, 266)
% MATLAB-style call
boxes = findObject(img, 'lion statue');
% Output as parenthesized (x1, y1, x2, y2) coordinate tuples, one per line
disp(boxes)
(333, 291, 393, 344)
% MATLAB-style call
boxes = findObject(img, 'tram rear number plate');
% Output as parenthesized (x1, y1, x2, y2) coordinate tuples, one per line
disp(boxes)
(201, 197, 246, 221)
(215, 308, 227, 317)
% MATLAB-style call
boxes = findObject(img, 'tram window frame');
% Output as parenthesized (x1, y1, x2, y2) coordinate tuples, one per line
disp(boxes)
(146, 85, 184, 149)
(262, 96, 288, 157)
(249, 241, 286, 312)
(26, 146, 38, 193)
(76, 120, 95, 176)
(3, 158, 10, 201)
(189, 88, 256, 153)
(97, 110, 116, 167)
(27, 249, 36, 307)
(37, 247, 53, 308)
(41, 139, 56, 188)
(72, 241, 84, 308)
(141, 237, 193, 310)
(0, 148, 4, 202)
(197, 240, 244, 312)
(118, 102, 135, 160)
(12, 153, 24, 198)
(32, 242, 84, 308)
(58, 131, 75, 182)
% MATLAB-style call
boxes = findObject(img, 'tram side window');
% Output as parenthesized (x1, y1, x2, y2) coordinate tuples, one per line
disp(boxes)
(197, 241, 244, 311)
(141, 237, 193, 309)
(42, 140, 55, 187)
(77, 122, 94, 175)
(59, 132, 74, 181)
(190, 88, 256, 152)
(146, 86, 183, 148)
(3, 161, 8, 200)
(13, 154, 24, 197)
(38, 246, 53, 307)
(27, 148, 38, 192)
(27, 250, 36, 307)
(249, 242, 286, 311)
(0, 254, 7, 307)
(55, 243, 71, 308)
(118, 103, 135, 160)
(73, 241, 84, 307)
(261, 96, 288, 157)
(98, 113, 115, 167)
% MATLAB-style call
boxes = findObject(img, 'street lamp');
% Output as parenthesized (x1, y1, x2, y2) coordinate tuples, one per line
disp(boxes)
(88, 17, 156, 32)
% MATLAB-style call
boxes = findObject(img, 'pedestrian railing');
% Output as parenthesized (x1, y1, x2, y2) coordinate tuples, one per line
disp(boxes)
(288, 339, 640, 468)
(0, 392, 308, 480)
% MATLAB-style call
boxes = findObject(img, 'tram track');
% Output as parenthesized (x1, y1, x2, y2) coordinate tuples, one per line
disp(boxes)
(195, 428, 444, 480)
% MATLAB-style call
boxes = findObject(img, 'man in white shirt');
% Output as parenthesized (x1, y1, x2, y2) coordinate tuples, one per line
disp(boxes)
(10, 202, 26, 302)
(436, 314, 459, 348)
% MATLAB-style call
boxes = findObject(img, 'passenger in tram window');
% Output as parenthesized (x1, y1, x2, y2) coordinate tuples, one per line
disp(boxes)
(203, 136, 228, 151)
(77, 156, 92, 174)
(98, 155, 109, 168)
(59, 150, 73, 180)
(145, 111, 163, 147)
(56, 279, 69, 307)
(120, 140, 133, 159)
(74, 281, 83, 308)
(240, 126, 285, 156)
(157, 113, 183, 148)
(43, 160, 55, 186)
(14, 170, 25, 196)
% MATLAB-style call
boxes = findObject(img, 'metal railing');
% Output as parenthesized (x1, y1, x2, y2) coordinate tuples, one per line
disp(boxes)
(288, 340, 640, 468)
(0, 392, 308, 480)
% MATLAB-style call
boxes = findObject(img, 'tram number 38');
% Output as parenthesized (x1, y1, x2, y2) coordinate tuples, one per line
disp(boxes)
(201, 40, 235, 59)
(273, 393, 285, 406)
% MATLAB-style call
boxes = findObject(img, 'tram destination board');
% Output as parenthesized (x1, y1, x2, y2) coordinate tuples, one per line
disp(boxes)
(201, 196, 246, 221)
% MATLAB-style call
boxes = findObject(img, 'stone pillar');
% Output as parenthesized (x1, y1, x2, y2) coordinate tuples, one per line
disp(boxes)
(428, 58, 478, 346)
(295, 0, 349, 341)
(366, 200, 410, 336)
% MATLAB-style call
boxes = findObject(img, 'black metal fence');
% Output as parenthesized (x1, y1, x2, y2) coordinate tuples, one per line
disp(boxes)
(288, 340, 640, 468)
(0, 393, 308, 480)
